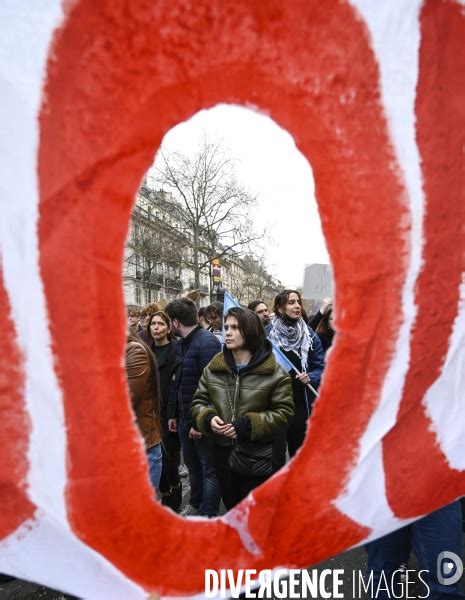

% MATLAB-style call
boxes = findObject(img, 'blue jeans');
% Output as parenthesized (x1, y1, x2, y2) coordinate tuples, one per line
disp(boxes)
(146, 443, 162, 492)
(178, 416, 220, 516)
(366, 501, 464, 599)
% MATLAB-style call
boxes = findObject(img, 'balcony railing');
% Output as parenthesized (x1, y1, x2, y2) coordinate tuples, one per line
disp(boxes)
(165, 277, 182, 290)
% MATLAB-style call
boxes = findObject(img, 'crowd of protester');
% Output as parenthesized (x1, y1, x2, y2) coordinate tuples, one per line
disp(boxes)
(125, 292, 464, 600)
(125, 291, 330, 509)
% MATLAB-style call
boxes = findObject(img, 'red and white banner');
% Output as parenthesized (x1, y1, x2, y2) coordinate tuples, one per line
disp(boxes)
(0, 0, 464, 597)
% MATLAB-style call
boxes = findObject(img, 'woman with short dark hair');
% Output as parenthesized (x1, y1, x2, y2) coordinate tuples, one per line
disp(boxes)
(226, 306, 266, 350)
(192, 307, 294, 510)
(268, 289, 325, 457)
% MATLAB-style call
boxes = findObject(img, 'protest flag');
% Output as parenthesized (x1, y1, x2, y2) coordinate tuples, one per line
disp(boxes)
(222, 290, 241, 343)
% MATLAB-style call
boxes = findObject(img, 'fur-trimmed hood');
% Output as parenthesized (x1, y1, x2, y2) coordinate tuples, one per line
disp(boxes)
(208, 340, 277, 376)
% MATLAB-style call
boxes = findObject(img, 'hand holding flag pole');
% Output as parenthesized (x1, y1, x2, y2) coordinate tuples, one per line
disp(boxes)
(269, 340, 319, 398)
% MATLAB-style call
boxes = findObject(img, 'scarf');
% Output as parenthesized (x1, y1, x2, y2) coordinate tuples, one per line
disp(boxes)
(268, 315, 313, 371)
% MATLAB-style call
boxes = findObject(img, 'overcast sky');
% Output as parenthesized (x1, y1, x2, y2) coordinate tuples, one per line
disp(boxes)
(149, 104, 330, 288)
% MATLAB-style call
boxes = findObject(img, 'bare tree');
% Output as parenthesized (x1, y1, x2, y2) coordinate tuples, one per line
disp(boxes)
(153, 137, 264, 302)
(235, 254, 279, 306)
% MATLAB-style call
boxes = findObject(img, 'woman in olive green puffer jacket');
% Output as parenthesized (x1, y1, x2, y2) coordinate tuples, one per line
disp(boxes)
(191, 307, 294, 510)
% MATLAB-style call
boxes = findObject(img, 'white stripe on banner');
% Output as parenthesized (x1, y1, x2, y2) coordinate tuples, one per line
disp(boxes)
(338, 0, 424, 528)
(0, 511, 145, 599)
(0, 0, 68, 523)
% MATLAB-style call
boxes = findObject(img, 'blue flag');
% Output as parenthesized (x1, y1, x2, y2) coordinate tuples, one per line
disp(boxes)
(223, 290, 240, 313)
(269, 339, 295, 374)
(222, 290, 241, 343)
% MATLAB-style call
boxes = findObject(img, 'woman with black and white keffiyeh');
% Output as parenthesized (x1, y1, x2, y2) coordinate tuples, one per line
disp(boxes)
(268, 289, 325, 458)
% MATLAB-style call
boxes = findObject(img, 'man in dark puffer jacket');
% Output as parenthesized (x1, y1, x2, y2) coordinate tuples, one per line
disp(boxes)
(165, 297, 221, 517)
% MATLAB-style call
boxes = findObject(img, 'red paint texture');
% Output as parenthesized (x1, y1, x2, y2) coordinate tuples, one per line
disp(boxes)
(39, 0, 407, 594)
(0, 266, 35, 539)
(384, 0, 465, 516)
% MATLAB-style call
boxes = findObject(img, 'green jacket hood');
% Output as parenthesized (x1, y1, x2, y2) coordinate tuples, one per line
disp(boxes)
(209, 340, 277, 376)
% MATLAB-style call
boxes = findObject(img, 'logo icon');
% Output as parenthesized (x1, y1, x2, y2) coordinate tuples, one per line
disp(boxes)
(437, 551, 463, 586)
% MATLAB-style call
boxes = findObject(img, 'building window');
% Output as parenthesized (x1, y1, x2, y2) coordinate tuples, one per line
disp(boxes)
(135, 286, 142, 305)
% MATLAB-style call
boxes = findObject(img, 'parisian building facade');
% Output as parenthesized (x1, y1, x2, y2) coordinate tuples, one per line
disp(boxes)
(123, 184, 281, 308)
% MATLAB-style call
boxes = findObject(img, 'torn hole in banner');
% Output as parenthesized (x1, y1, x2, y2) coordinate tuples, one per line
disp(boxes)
(123, 103, 334, 518)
